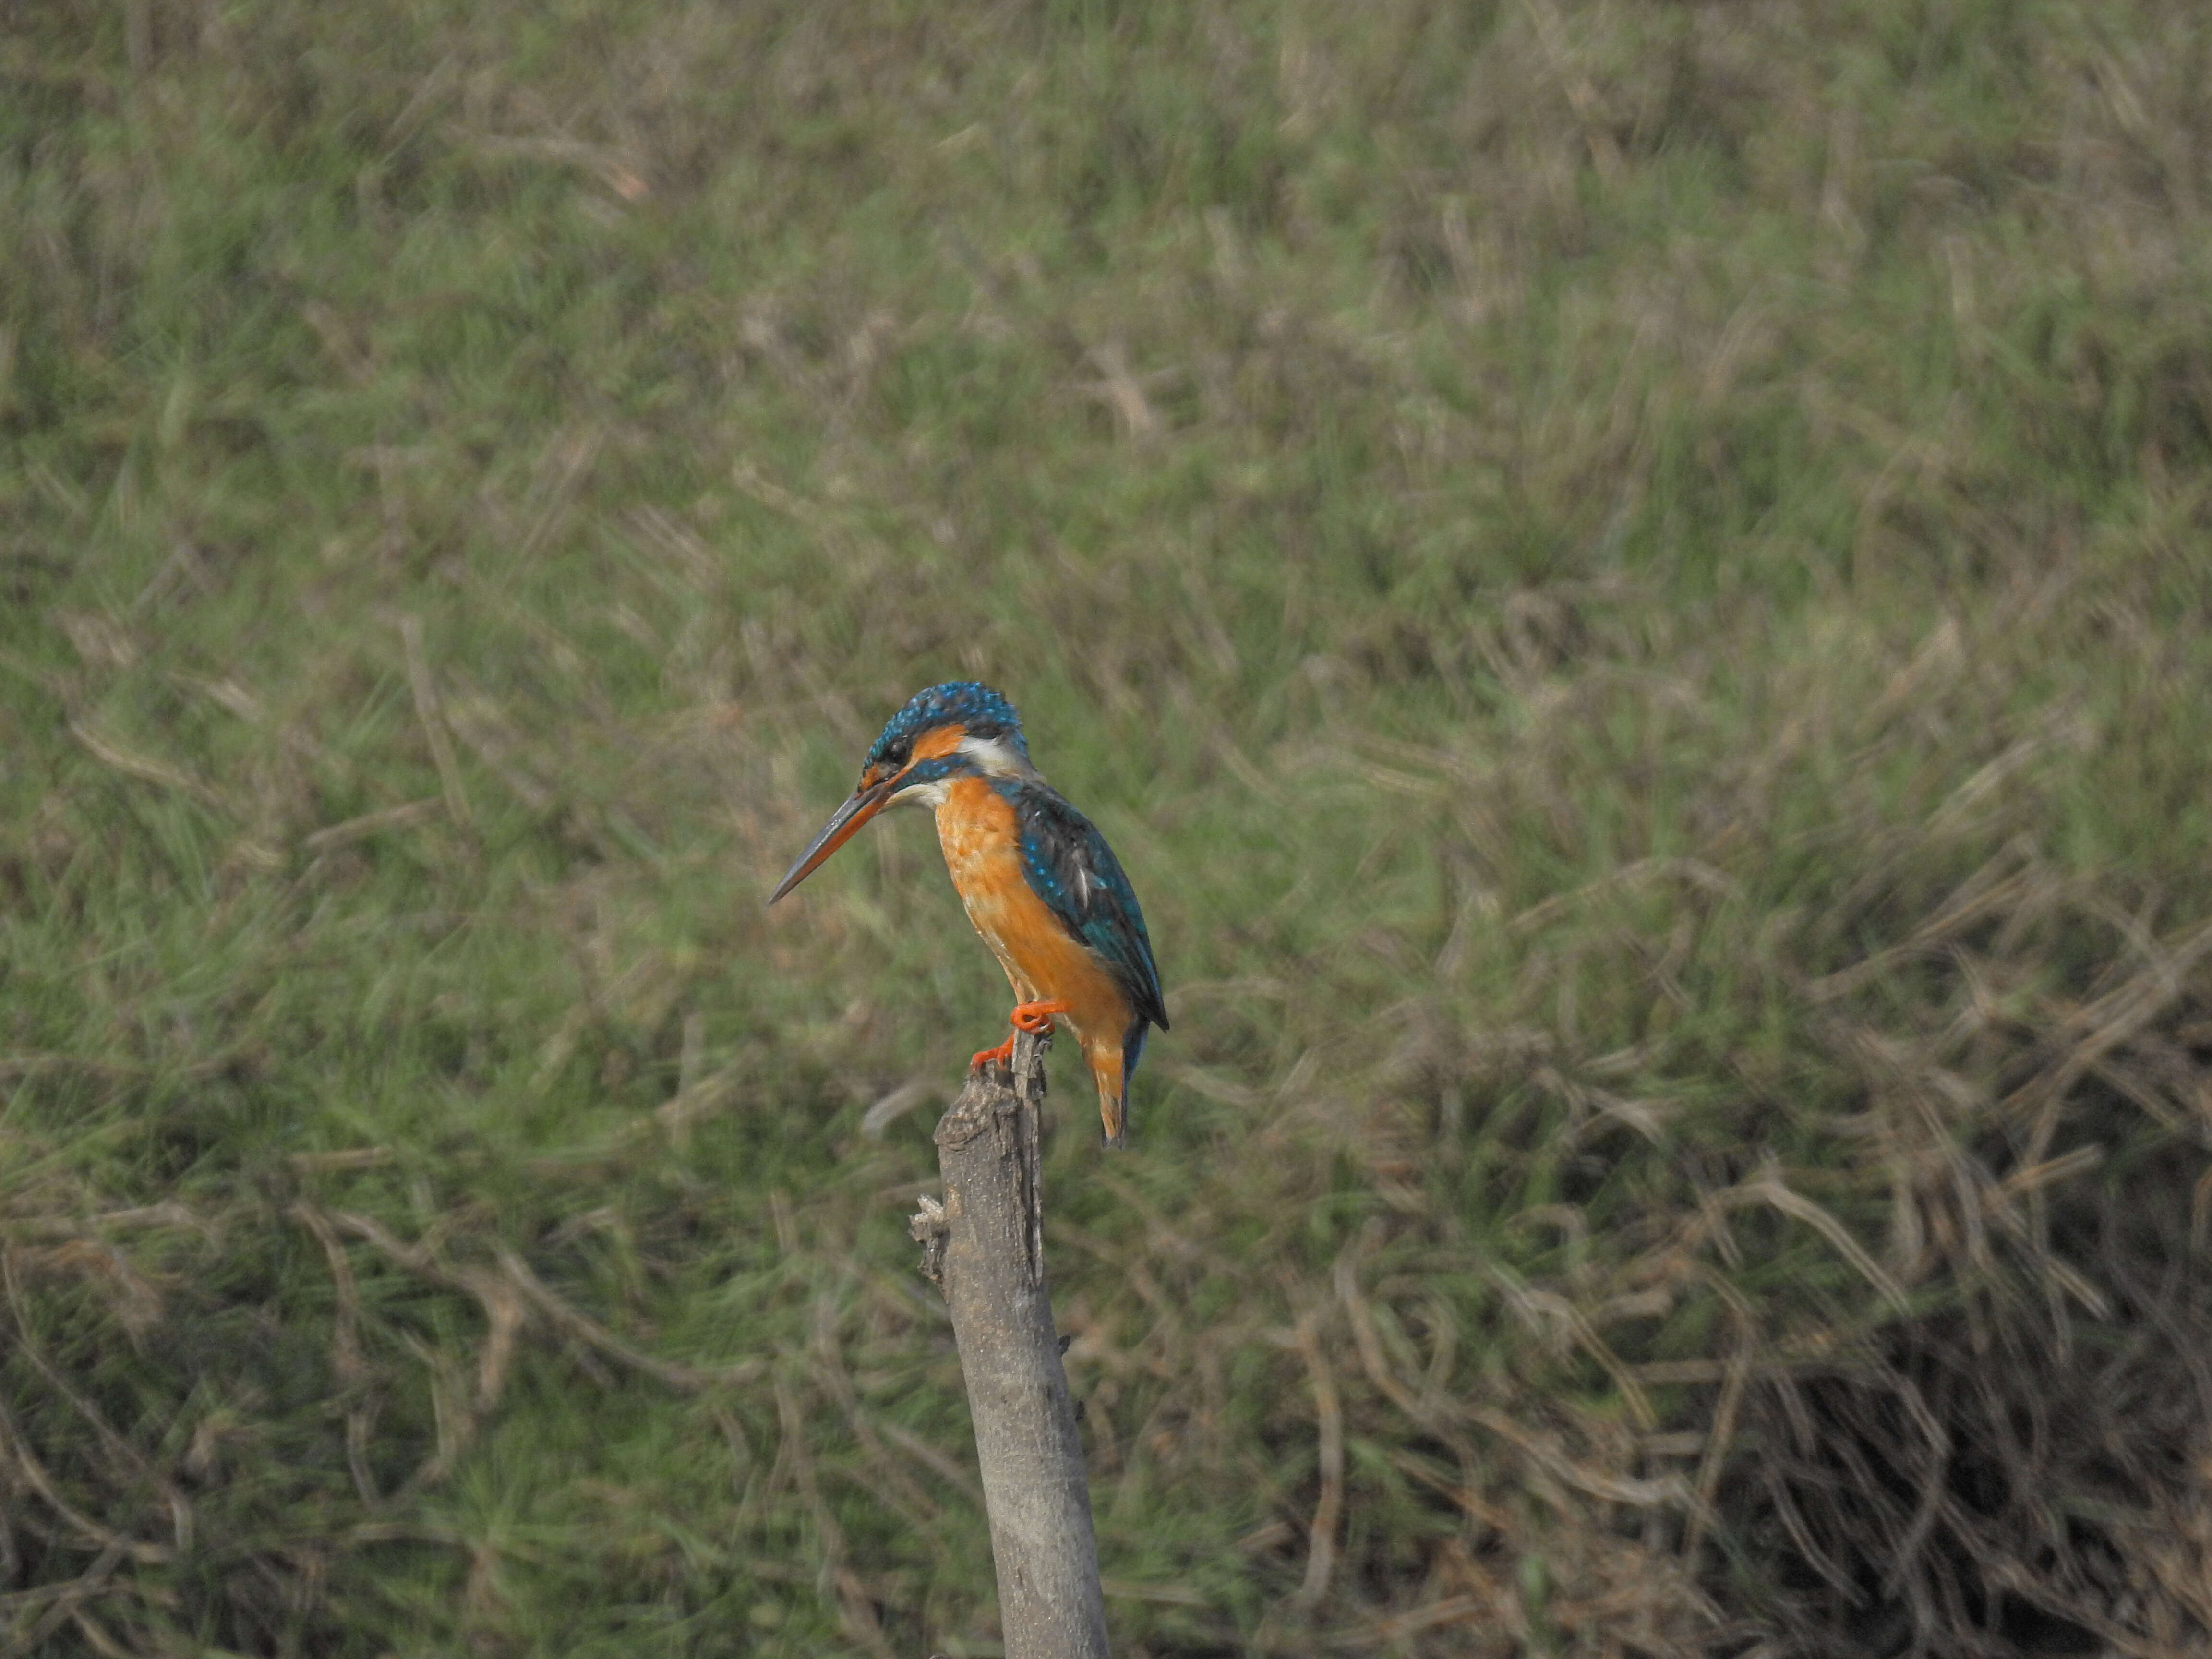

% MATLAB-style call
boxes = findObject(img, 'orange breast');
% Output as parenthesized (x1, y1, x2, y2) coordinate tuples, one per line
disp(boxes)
(936, 777, 1135, 1052)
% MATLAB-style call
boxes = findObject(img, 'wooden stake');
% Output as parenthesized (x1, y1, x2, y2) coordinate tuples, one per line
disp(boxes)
(910, 1029, 1110, 1659)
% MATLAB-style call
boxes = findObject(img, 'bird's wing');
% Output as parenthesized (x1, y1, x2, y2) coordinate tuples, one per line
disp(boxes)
(1008, 782, 1169, 1032)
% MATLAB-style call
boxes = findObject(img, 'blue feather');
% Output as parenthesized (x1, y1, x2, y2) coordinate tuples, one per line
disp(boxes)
(866, 682, 1028, 771)
(998, 777, 1169, 1036)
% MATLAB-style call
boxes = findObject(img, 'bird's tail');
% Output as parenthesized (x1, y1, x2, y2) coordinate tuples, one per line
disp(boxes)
(1088, 1039, 1129, 1150)
(1088, 1025, 1148, 1150)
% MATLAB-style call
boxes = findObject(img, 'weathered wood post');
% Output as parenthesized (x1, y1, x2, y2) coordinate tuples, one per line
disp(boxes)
(909, 1029, 1111, 1659)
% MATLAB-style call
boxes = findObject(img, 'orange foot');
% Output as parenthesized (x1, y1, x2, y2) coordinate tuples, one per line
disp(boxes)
(971, 999, 1070, 1070)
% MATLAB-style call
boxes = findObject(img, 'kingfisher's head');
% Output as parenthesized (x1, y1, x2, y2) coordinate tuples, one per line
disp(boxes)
(768, 682, 1034, 904)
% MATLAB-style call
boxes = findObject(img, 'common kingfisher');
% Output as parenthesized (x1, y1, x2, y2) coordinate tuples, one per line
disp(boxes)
(769, 682, 1168, 1148)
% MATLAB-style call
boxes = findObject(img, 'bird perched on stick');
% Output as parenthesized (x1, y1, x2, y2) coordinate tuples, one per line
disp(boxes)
(769, 682, 1167, 1148)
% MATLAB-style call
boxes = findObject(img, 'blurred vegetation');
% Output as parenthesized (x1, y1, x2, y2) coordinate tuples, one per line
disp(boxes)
(4, 0, 2212, 1653)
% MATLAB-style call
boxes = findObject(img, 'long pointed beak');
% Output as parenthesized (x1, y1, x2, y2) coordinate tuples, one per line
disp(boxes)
(768, 779, 896, 905)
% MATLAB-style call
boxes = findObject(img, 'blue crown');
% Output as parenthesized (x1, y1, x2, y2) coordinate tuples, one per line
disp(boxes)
(866, 682, 1029, 768)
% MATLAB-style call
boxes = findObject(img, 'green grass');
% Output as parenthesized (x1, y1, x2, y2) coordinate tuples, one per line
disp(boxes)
(5, 0, 2212, 1653)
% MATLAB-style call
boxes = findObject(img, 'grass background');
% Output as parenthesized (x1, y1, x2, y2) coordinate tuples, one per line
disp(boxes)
(4, 0, 2212, 1654)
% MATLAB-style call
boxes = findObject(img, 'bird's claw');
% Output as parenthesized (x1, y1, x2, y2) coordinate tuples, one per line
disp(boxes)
(971, 1000, 1070, 1071)
(1010, 998, 1070, 1035)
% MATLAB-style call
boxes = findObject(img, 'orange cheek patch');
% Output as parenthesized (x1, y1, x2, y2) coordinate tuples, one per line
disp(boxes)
(911, 725, 966, 761)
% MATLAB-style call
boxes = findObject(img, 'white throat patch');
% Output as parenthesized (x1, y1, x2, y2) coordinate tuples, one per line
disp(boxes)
(890, 777, 951, 812)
